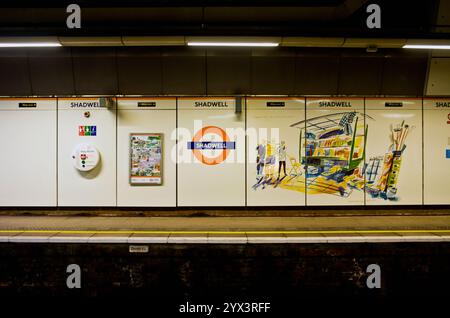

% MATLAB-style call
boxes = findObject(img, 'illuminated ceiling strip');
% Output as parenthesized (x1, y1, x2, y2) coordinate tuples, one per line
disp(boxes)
(0, 42, 62, 47)
(187, 42, 279, 47)
(403, 44, 450, 50)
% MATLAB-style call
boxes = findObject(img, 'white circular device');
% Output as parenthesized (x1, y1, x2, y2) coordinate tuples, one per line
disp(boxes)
(71, 143, 100, 172)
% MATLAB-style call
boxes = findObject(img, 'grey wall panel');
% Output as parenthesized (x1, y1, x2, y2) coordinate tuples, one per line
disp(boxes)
(0, 47, 430, 96)
(72, 48, 118, 95)
(339, 56, 383, 95)
(28, 48, 75, 95)
(426, 58, 450, 96)
(206, 49, 251, 95)
(295, 55, 339, 95)
(381, 57, 427, 96)
(0, 50, 32, 96)
(162, 48, 206, 95)
(251, 50, 295, 94)
(116, 47, 162, 95)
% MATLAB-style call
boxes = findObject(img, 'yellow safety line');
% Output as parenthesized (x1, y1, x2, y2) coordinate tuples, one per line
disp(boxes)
(0, 229, 449, 235)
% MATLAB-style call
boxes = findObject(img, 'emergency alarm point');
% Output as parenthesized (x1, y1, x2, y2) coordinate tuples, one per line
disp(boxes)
(71, 143, 100, 172)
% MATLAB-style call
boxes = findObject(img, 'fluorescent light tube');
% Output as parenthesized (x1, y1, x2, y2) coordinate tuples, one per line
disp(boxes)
(187, 42, 279, 47)
(0, 42, 61, 47)
(403, 44, 450, 50)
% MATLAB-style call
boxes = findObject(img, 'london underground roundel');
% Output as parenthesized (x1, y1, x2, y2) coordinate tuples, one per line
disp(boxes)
(187, 126, 236, 165)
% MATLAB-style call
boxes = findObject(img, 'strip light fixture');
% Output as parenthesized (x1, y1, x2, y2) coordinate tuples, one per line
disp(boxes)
(0, 42, 61, 48)
(403, 44, 450, 50)
(187, 42, 279, 47)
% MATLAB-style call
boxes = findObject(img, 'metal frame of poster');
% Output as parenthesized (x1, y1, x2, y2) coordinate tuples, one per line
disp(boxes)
(129, 133, 163, 185)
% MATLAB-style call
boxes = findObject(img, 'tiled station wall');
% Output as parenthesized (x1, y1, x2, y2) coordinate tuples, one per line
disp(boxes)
(0, 96, 449, 207)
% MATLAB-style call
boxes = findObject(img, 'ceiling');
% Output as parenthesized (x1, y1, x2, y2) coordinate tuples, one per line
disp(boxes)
(0, 0, 446, 38)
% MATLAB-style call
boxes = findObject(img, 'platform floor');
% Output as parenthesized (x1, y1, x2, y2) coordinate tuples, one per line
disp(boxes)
(0, 215, 449, 243)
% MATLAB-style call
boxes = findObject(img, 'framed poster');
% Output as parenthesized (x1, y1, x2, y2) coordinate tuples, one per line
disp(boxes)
(130, 133, 163, 185)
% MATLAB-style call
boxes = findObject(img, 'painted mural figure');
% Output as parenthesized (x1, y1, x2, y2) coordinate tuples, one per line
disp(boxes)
(277, 141, 287, 179)
(263, 141, 276, 181)
(256, 142, 266, 178)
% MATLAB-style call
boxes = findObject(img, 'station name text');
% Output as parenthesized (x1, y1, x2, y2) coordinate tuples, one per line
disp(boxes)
(70, 102, 101, 108)
(319, 101, 351, 107)
(194, 101, 228, 108)
(436, 102, 450, 107)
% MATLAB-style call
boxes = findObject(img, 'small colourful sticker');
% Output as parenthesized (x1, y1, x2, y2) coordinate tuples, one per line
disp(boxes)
(79, 126, 97, 136)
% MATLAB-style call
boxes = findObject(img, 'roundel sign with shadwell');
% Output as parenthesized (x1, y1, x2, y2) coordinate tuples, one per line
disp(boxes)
(187, 126, 236, 165)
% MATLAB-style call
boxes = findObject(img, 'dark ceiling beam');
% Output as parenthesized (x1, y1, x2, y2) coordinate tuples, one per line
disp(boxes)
(0, 0, 345, 9)
(332, 0, 369, 19)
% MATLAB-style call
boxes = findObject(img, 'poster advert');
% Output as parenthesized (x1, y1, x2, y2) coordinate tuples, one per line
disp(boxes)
(130, 133, 163, 185)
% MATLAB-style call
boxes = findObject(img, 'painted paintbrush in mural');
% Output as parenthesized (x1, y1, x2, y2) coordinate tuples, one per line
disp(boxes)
(365, 121, 412, 200)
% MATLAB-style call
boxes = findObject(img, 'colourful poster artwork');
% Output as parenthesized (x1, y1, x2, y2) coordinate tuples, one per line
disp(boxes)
(130, 133, 163, 185)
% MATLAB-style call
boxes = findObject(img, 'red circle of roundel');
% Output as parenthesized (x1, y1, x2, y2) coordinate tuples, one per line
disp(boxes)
(192, 126, 230, 165)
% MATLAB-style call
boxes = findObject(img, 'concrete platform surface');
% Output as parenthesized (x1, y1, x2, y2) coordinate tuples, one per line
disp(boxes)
(0, 215, 449, 243)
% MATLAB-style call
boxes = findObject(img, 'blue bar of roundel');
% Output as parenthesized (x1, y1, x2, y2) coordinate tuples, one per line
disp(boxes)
(446, 149, 450, 159)
(225, 142, 236, 149)
(187, 141, 236, 149)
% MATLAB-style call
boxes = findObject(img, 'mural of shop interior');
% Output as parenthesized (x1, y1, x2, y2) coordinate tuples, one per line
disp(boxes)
(247, 97, 423, 206)
(0, 96, 449, 207)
